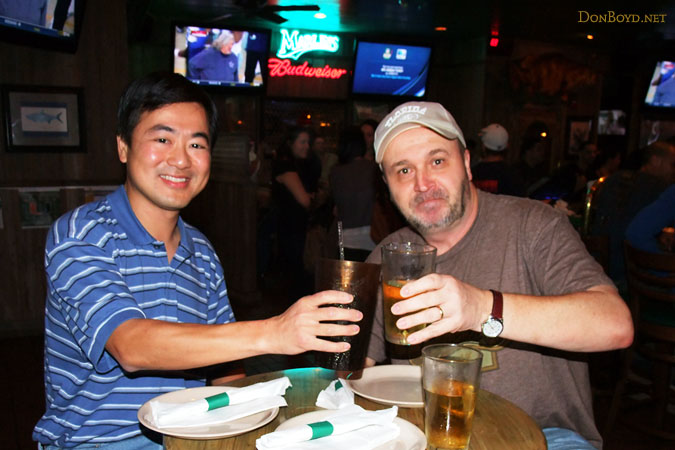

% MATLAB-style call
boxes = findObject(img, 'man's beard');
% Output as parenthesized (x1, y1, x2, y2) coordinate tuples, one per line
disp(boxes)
(402, 176, 471, 235)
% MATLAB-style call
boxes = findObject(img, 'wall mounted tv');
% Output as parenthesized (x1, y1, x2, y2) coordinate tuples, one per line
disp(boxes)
(0, 0, 84, 52)
(351, 40, 432, 98)
(174, 25, 271, 89)
(644, 60, 675, 108)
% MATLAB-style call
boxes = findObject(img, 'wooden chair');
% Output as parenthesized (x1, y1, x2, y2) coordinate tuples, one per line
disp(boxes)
(580, 177, 610, 274)
(604, 242, 675, 440)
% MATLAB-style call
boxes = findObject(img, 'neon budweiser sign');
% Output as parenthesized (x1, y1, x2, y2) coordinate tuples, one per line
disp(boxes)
(270, 28, 348, 80)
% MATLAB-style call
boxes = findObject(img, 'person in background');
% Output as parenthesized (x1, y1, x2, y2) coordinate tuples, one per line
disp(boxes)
(244, 31, 268, 84)
(589, 146, 622, 180)
(32, 72, 361, 450)
(591, 140, 675, 286)
(471, 123, 524, 196)
(360, 119, 379, 161)
(365, 101, 633, 450)
(311, 132, 338, 204)
(231, 30, 246, 82)
(533, 142, 600, 211)
(51, 0, 72, 31)
(360, 118, 406, 242)
(626, 184, 675, 253)
(512, 134, 550, 197)
(188, 29, 238, 82)
(272, 126, 320, 303)
(329, 126, 378, 261)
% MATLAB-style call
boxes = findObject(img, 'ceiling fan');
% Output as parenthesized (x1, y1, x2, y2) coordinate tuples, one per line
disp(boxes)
(210, 0, 321, 25)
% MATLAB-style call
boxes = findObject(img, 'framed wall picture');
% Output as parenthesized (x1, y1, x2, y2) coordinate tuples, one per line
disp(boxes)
(18, 188, 62, 228)
(566, 117, 593, 156)
(1, 85, 85, 153)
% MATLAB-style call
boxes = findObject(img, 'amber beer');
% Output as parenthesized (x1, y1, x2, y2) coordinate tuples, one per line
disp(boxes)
(382, 279, 426, 344)
(422, 344, 482, 450)
(381, 242, 437, 346)
(424, 380, 476, 450)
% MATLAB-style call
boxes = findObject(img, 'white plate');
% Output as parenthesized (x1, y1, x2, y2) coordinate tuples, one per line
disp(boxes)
(345, 365, 423, 408)
(137, 386, 279, 439)
(277, 409, 426, 450)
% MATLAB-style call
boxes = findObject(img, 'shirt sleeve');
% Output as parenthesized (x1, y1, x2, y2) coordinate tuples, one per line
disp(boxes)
(45, 237, 145, 372)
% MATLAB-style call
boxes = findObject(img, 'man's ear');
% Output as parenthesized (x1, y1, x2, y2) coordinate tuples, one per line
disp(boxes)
(463, 148, 473, 181)
(117, 136, 129, 163)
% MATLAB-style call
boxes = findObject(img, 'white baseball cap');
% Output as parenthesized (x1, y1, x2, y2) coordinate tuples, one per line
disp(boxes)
(479, 123, 509, 151)
(374, 101, 466, 164)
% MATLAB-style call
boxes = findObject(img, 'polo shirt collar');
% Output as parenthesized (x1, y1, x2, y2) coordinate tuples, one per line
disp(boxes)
(108, 186, 195, 255)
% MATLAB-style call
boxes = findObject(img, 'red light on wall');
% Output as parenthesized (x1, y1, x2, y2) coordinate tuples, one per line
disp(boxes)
(268, 58, 348, 79)
(489, 37, 499, 47)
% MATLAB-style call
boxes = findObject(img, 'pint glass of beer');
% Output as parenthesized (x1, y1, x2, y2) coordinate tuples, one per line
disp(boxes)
(422, 344, 483, 450)
(381, 242, 436, 345)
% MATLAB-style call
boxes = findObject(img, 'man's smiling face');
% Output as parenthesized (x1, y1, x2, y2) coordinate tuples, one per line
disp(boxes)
(117, 102, 211, 217)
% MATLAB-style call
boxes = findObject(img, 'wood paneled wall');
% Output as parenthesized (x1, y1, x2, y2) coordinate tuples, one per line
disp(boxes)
(0, 1, 129, 185)
(0, 2, 129, 333)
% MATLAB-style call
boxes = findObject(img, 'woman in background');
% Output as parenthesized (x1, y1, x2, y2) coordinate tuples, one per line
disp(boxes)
(272, 126, 320, 302)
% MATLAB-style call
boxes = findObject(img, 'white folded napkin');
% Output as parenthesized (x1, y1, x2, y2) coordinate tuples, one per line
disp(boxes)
(315, 378, 354, 409)
(148, 376, 291, 428)
(256, 405, 399, 450)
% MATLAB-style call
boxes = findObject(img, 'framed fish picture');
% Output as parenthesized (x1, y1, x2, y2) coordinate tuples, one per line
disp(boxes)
(1, 85, 84, 152)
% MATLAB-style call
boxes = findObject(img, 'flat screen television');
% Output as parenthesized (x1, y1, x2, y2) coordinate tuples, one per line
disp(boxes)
(0, 0, 84, 52)
(174, 25, 271, 89)
(644, 60, 675, 108)
(351, 40, 432, 98)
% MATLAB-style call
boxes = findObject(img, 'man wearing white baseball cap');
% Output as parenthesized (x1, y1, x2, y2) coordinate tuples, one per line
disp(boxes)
(364, 101, 632, 449)
(471, 123, 524, 195)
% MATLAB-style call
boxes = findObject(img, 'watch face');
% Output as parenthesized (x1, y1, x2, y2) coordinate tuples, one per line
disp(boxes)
(482, 317, 504, 338)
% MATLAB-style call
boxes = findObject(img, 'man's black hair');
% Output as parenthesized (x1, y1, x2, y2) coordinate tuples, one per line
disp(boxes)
(116, 71, 219, 148)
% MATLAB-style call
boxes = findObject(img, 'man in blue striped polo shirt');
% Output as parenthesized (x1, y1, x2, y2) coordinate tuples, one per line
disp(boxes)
(33, 72, 362, 449)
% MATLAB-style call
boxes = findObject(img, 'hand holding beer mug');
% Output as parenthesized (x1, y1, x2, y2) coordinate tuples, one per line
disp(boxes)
(381, 242, 437, 345)
(423, 344, 483, 450)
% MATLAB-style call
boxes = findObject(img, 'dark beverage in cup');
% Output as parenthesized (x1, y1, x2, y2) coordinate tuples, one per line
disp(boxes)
(314, 258, 380, 379)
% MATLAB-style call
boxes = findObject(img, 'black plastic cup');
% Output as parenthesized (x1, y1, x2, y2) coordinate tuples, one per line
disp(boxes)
(314, 258, 380, 380)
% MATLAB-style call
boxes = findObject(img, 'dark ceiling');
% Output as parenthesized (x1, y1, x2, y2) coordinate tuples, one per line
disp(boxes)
(133, 0, 675, 53)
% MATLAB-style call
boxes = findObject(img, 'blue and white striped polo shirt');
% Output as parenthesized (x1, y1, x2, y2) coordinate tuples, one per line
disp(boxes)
(33, 186, 235, 448)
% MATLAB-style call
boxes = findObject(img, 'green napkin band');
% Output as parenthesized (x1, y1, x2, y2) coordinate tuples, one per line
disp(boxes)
(205, 392, 230, 410)
(335, 380, 343, 390)
(309, 421, 334, 439)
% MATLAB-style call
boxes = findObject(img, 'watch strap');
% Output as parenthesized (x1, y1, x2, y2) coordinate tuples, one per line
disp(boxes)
(489, 289, 503, 320)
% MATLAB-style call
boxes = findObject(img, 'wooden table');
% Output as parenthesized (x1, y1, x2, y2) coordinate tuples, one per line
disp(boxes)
(164, 367, 546, 450)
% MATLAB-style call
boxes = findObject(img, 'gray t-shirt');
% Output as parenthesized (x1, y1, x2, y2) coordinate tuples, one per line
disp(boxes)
(366, 190, 611, 448)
